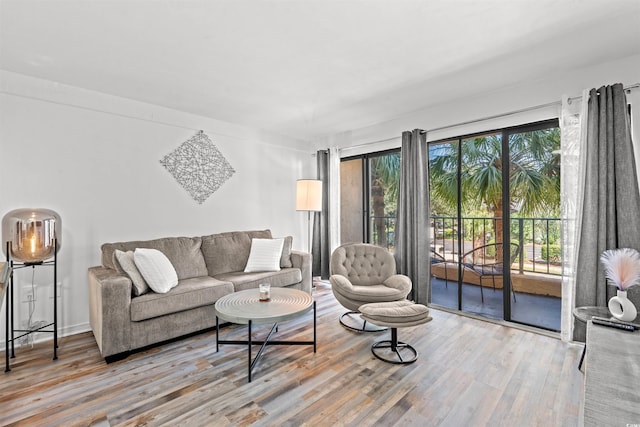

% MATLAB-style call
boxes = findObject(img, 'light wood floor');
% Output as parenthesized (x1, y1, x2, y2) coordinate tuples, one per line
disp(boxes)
(0, 282, 584, 426)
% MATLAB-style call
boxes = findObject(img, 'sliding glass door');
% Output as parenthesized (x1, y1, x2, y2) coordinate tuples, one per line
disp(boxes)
(508, 125, 561, 330)
(429, 120, 561, 331)
(340, 123, 560, 331)
(429, 133, 506, 319)
(340, 150, 400, 249)
(340, 158, 364, 244)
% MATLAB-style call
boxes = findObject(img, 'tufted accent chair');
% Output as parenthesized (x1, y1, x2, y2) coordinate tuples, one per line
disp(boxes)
(330, 243, 412, 332)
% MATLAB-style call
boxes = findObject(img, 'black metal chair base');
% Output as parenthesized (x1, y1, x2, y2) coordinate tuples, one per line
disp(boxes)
(339, 311, 387, 333)
(371, 328, 418, 364)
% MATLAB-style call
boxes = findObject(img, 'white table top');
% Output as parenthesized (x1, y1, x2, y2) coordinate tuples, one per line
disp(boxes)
(215, 287, 313, 325)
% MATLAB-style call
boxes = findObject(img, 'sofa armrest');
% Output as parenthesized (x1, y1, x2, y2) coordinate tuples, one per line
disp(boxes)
(291, 250, 312, 293)
(88, 266, 133, 358)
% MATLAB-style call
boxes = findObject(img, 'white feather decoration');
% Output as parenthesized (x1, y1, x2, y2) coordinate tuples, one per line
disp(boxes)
(600, 248, 640, 290)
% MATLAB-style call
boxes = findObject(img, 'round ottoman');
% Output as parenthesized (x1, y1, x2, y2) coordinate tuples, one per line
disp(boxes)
(359, 300, 432, 364)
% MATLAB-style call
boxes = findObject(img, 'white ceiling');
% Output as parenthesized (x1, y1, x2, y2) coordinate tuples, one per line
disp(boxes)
(1, 0, 639, 141)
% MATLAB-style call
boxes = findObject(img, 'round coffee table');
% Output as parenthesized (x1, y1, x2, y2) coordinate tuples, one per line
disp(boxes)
(215, 287, 316, 382)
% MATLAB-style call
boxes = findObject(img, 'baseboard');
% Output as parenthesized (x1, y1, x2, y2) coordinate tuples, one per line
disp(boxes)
(0, 321, 91, 352)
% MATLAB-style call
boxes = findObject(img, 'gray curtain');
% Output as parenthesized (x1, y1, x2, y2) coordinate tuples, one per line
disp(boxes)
(573, 83, 640, 340)
(313, 149, 330, 279)
(395, 129, 430, 304)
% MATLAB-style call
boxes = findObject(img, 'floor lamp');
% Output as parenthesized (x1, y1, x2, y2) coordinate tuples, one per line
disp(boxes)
(2, 208, 61, 372)
(296, 179, 323, 255)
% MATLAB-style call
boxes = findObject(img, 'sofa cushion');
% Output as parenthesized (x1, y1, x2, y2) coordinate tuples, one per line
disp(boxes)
(130, 276, 234, 321)
(359, 300, 432, 328)
(215, 268, 302, 292)
(102, 236, 208, 280)
(201, 230, 272, 276)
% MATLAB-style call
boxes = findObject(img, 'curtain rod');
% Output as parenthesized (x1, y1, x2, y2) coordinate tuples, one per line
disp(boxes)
(339, 136, 400, 152)
(565, 82, 640, 104)
(342, 99, 560, 151)
(343, 83, 640, 148)
(424, 83, 639, 135)
(343, 100, 559, 150)
(423, 100, 559, 134)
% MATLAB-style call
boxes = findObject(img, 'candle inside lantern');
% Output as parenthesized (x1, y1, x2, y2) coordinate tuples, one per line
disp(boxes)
(259, 283, 271, 301)
(2, 208, 61, 263)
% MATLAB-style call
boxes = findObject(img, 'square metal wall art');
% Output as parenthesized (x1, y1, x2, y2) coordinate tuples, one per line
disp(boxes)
(160, 131, 235, 204)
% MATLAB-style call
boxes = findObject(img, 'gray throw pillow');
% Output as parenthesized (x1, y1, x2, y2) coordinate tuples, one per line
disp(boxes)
(279, 236, 293, 268)
(114, 249, 150, 296)
(112, 250, 127, 275)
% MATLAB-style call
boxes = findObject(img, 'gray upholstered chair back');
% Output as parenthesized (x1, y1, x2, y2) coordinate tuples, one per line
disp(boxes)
(330, 243, 397, 286)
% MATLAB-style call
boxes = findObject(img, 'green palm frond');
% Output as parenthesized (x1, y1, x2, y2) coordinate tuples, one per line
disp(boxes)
(371, 153, 401, 201)
(429, 127, 560, 217)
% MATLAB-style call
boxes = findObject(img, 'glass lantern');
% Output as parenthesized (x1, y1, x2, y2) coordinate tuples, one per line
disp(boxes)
(2, 208, 61, 263)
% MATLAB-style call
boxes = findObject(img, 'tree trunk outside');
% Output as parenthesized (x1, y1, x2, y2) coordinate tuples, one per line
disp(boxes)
(371, 179, 388, 248)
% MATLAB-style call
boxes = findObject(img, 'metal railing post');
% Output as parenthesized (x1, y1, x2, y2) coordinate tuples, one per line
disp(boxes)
(371, 214, 560, 275)
(518, 218, 524, 274)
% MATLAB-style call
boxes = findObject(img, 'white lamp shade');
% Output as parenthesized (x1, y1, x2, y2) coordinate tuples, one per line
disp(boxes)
(296, 179, 323, 211)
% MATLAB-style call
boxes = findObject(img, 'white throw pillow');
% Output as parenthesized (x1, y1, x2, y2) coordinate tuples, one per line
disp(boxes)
(114, 249, 150, 296)
(133, 248, 178, 294)
(244, 238, 284, 272)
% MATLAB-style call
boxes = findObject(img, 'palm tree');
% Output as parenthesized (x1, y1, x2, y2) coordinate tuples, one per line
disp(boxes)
(370, 153, 400, 248)
(429, 128, 560, 259)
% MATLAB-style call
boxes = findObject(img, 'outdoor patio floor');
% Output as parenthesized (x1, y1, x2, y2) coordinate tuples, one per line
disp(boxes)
(430, 277, 561, 331)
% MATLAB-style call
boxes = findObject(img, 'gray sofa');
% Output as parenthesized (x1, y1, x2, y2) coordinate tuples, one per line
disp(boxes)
(88, 229, 311, 359)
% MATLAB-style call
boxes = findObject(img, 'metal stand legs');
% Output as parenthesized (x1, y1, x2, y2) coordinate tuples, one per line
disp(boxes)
(339, 311, 387, 333)
(216, 301, 317, 382)
(5, 240, 58, 373)
(370, 327, 418, 365)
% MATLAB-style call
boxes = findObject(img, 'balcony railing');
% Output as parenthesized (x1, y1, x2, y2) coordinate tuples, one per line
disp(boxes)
(370, 215, 562, 276)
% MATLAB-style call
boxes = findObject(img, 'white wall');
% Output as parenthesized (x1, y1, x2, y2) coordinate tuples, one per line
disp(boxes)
(326, 53, 640, 156)
(0, 71, 314, 345)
